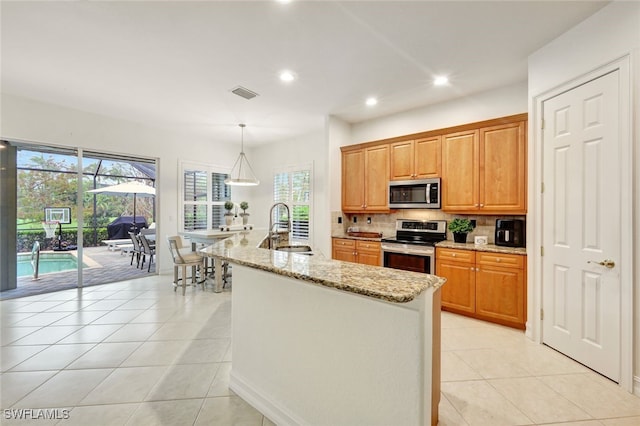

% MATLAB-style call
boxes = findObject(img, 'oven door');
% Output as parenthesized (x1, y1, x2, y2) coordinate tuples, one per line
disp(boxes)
(381, 243, 434, 274)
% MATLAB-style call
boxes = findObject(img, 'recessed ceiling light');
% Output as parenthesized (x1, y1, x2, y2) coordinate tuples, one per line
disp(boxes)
(279, 70, 296, 82)
(366, 97, 378, 106)
(276, 0, 292, 4)
(434, 76, 449, 86)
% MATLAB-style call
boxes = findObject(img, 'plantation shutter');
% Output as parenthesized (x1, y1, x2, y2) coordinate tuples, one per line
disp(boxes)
(181, 165, 231, 231)
(211, 172, 231, 228)
(183, 170, 208, 230)
(273, 167, 311, 242)
(291, 170, 310, 240)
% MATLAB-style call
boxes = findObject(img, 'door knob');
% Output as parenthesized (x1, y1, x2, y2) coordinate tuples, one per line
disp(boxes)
(588, 259, 615, 269)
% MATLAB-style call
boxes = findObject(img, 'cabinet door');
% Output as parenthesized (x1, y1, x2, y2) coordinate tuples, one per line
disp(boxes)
(442, 130, 479, 212)
(415, 136, 441, 178)
(436, 258, 476, 314)
(475, 265, 525, 328)
(332, 239, 356, 262)
(479, 121, 527, 213)
(363, 145, 389, 211)
(342, 150, 365, 212)
(356, 241, 381, 266)
(390, 140, 414, 180)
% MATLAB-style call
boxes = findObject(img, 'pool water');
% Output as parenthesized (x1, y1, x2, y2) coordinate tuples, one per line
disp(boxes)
(17, 253, 88, 278)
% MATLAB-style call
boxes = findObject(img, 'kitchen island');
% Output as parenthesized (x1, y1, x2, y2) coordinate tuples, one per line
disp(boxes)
(200, 231, 446, 426)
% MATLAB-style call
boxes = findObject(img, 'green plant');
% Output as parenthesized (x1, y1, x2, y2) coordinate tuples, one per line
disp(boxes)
(224, 201, 234, 213)
(240, 201, 249, 214)
(448, 218, 474, 234)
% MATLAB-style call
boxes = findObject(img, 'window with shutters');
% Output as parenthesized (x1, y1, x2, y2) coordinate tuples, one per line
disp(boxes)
(180, 162, 231, 231)
(273, 165, 312, 243)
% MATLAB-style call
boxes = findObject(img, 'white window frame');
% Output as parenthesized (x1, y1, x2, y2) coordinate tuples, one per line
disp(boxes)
(179, 160, 231, 231)
(273, 163, 313, 245)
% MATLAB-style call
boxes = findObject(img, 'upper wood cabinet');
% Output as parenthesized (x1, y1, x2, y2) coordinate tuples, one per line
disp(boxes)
(442, 120, 527, 214)
(390, 136, 441, 181)
(441, 130, 479, 212)
(342, 145, 389, 213)
(479, 121, 527, 213)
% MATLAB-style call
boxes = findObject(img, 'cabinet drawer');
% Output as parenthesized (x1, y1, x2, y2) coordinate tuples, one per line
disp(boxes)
(356, 241, 381, 252)
(333, 238, 356, 249)
(436, 248, 475, 264)
(476, 252, 524, 269)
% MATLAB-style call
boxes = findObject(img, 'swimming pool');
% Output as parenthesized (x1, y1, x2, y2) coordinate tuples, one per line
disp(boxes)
(17, 252, 89, 278)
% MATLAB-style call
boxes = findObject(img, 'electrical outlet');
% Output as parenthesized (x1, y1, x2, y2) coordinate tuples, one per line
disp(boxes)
(338, 216, 342, 224)
(367, 217, 371, 224)
(353, 216, 357, 223)
(470, 219, 477, 228)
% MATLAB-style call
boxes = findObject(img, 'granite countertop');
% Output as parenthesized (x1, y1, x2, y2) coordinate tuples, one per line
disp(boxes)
(436, 241, 527, 255)
(200, 230, 445, 303)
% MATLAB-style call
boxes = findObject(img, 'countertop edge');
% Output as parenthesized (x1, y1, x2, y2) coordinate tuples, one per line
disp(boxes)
(436, 241, 527, 255)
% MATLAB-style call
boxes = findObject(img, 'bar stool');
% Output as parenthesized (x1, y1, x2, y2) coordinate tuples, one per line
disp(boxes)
(167, 236, 205, 295)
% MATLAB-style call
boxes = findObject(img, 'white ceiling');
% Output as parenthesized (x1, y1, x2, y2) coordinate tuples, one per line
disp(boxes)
(1, 1, 608, 146)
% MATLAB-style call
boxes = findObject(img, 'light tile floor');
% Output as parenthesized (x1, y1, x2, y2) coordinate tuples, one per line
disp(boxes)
(1, 274, 639, 425)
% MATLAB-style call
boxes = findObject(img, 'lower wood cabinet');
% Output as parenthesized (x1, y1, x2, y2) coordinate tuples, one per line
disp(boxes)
(436, 247, 526, 329)
(332, 238, 381, 266)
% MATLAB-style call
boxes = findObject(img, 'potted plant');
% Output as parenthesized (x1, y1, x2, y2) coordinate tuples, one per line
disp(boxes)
(224, 201, 235, 226)
(239, 201, 250, 225)
(448, 218, 474, 243)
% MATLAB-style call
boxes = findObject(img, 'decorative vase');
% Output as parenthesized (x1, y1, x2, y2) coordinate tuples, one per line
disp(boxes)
(453, 232, 468, 243)
(241, 214, 249, 225)
(225, 215, 233, 226)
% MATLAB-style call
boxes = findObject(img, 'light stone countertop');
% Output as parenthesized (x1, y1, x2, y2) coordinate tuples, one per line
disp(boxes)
(436, 241, 527, 255)
(200, 230, 445, 303)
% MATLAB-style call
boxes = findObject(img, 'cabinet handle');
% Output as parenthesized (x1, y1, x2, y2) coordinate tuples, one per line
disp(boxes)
(496, 258, 501, 262)
(475, 204, 479, 207)
(451, 253, 456, 257)
(480, 203, 484, 207)
(470, 267, 474, 271)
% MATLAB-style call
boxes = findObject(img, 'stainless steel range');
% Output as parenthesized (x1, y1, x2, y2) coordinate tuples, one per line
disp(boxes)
(381, 219, 447, 274)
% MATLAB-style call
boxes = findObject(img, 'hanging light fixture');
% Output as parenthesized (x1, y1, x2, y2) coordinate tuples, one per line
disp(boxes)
(224, 124, 260, 186)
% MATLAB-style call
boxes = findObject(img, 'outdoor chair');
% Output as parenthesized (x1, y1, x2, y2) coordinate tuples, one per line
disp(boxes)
(128, 232, 143, 268)
(167, 235, 205, 295)
(139, 233, 156, 272)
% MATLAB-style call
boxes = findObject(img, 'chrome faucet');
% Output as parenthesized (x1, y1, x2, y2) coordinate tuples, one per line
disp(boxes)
(268, 202, 291, 249)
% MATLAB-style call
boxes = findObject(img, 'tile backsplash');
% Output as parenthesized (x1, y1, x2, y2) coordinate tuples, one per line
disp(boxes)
(332, 210, 525, 244)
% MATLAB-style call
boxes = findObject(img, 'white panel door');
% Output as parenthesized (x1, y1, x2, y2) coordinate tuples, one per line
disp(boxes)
(542, 70, 620, 382)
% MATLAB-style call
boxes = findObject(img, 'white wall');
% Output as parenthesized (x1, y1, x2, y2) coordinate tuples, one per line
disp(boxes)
(326, 116, 352, 212)
(527, 1, 640, 392)
(349, 81, 528, 145)
(247, 130, 330, 257)
(1, 92, 245, 274)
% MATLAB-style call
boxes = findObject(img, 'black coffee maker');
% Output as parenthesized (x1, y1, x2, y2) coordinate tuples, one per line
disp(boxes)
(495, 219, 525, 247)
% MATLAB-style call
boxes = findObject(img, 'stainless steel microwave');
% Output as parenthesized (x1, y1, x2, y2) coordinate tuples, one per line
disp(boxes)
(389, 178, 441, 209)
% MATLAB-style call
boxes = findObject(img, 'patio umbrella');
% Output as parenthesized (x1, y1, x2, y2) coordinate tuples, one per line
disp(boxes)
(88, 182, 156, 231)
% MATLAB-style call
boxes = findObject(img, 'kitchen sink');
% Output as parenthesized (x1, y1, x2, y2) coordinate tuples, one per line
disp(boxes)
(275, 245, 313, 254)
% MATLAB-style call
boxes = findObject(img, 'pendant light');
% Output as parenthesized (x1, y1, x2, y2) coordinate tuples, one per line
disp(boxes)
(224, 123, 260, 186)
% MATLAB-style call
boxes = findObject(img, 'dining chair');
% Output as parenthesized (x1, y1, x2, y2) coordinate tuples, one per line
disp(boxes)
(167, 235, 205, 295)
(128, 232, 143, 268)
(139, 233, 156, 272)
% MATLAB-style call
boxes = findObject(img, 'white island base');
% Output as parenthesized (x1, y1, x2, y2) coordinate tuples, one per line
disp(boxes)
(229, 265, 441, 426)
